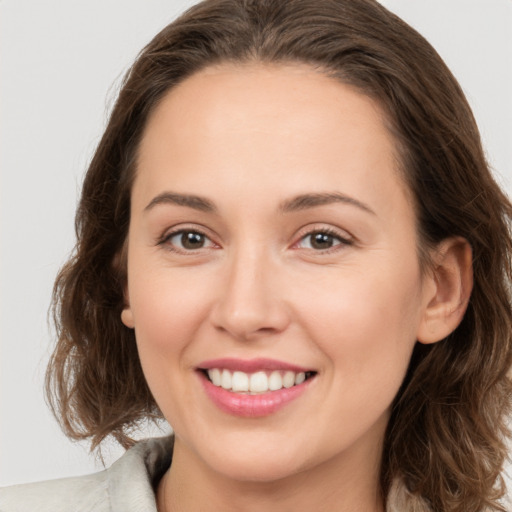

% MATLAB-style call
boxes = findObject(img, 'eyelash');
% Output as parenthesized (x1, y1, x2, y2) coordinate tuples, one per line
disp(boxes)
(158, 226, 353, 254)
(158, 227, 216, 254)
(294, 227, 353, 253)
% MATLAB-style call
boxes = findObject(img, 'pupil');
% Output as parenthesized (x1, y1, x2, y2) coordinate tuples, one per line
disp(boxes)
(312, 232, 333, 249)
(182, 232, 204, 249)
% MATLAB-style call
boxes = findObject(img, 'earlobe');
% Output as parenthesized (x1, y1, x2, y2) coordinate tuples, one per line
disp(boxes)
(121, 286, 134, 329)
(114, 241, 134, 328)
(121, 307, 135, 329)
(417, 237, 473, 344)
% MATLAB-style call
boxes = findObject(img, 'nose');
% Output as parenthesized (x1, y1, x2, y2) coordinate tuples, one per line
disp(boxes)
(210, 248, 291, 341)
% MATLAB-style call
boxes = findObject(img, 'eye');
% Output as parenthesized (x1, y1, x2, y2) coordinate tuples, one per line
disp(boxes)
(296, 229, 352, 251)
(163, 229, 216, 252)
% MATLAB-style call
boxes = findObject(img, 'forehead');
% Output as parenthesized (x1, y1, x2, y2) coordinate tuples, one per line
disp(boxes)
(141, 62, 393, 155)
(135, 62, 411, 217)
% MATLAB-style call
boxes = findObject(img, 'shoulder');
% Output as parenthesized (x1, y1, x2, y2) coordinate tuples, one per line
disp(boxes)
(0, 436, 174, 512)
(0, 471, 109, 512)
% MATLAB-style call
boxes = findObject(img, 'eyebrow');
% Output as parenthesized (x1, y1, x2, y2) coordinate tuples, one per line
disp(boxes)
(144, 191, 375, 216)
(144, 192, 217, 213)
(279, 192, 376, 215)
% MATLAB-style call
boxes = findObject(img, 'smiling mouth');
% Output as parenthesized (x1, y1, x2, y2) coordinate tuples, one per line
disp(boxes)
(200, 368, 317, 394)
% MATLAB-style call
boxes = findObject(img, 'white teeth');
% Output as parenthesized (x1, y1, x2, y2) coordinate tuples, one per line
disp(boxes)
(232, 371, 249, 392)
(249, 371, 268, 392)
(295, 372, 306, 385)
(283, 371, 295, 388)
(206, 368, 312, 393)
(268, 371, 283, 391)
(209, 368, 222, 386)
(221, 369, 232, 390)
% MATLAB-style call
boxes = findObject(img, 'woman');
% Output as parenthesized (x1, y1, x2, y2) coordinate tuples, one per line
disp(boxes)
(2, 0, 511, 510)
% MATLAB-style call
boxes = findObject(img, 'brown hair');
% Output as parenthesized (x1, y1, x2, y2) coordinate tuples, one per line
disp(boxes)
(46, 1, 512, 510)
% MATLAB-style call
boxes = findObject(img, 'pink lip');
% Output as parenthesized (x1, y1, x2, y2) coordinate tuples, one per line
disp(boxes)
(198, 357, 311, 373)
(199, 374, 312, 418)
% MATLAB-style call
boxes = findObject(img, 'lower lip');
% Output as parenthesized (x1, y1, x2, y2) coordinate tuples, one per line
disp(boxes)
(199, 372, 312, 418)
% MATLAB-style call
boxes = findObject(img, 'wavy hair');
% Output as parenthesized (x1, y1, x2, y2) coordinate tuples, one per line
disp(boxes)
(46, 1, 512, 510)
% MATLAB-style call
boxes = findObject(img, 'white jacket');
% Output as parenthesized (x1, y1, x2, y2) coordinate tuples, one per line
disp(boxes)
(0, 437, 173, 512)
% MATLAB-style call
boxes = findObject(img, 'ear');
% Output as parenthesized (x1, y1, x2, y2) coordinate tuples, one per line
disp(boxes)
(121, 304, 135, 329)
(113, 241, 135, 329)
(120, 275, 134, 329)
(120, 279, 134, 329)
(416, 237, 473, 344)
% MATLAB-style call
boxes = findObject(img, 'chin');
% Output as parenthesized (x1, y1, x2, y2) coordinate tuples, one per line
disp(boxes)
(193, 431, 312, 483)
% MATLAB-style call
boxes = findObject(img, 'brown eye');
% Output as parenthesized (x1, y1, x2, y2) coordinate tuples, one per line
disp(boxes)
(310, 232, 336, 249)
(166, 230, 215, 251)
(181, 231, 205, 249)
(297, 230, 351, 251)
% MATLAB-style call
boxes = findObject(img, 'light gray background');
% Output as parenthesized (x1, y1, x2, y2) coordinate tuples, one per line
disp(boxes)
(1, 0, 511, 487)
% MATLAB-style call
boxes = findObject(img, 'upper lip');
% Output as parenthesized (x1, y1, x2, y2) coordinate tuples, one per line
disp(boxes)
(197, 357, 313, 373)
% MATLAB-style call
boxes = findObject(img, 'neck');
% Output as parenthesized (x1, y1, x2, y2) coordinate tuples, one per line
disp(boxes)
(157, 434, 386, 512)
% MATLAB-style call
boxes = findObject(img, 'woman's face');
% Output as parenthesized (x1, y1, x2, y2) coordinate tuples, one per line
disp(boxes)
(122, 63, 435, 483)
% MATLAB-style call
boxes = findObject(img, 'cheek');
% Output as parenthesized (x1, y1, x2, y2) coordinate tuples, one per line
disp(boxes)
(300, 262, 423, 395)
(128, 277, 213, 432)
(127, 266, 214, 403)
(129, 261, 213, 345)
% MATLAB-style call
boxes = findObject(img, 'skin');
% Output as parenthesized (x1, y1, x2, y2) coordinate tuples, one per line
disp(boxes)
(121, 63, 472, 512)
